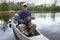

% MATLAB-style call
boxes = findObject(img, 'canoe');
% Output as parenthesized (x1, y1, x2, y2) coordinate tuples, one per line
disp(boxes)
(10, 13, 49, 40)
(11, 23, 49, 40)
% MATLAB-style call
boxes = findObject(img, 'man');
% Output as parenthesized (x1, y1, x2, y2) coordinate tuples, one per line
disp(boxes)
(18, 3, 36, 37)
(18, 3, 31, 24)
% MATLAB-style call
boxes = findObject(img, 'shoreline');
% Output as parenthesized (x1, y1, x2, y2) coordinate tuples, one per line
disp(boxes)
(0, 11, 60, 15)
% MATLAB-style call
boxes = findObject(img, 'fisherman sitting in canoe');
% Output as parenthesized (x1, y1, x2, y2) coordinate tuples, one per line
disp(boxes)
(14, 3, 36, 37)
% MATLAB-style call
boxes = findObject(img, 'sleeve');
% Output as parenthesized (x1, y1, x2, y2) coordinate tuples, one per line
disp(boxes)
(18, 12, 23, 20)
(28, 12, 31, 17)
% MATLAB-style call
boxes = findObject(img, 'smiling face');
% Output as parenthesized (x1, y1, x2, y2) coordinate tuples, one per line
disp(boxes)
(22, 5, 28, 12)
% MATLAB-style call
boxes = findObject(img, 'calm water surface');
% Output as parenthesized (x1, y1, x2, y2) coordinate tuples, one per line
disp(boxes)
(32, 12, 60, 40)
(0, 12, 60, 40)
(0, 20, 15, 40)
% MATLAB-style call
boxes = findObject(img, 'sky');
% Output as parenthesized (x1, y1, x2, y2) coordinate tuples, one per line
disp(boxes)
(0, 0, 60, 5)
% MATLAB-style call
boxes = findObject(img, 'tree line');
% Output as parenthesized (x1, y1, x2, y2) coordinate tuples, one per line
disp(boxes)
(0, 1, 60, 12)
(0, 1, 60, 22)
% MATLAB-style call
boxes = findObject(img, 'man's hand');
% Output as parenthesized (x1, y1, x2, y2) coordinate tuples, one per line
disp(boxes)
(19, 19, 24, 24)
(27, 17, 31, 22)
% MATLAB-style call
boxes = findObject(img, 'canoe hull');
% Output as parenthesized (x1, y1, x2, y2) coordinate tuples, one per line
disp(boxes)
(12, 25, 29, 40)
(12, 24, 49, 40)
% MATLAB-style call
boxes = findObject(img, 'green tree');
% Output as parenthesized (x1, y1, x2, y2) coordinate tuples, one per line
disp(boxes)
(0, 2, 10, 11)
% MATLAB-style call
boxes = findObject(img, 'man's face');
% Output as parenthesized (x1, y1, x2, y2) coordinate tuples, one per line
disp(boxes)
(22, 5, 28, 12)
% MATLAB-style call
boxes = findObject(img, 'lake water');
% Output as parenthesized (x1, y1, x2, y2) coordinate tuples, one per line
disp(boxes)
(0, 20, 16, 40)
(32, 12, 60, 40)
(0, 12, 60, 40)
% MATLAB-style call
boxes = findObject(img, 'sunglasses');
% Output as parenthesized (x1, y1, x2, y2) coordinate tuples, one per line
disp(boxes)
(23, 5, 27, 7)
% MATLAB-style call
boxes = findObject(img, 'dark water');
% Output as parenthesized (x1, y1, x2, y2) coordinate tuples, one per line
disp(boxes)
(32, 12, 60, 40)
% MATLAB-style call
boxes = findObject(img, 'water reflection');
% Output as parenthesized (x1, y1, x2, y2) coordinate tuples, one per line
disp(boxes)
(0, 12, 60, 40)
(32, 12, 60, 40)
(0, 20, 15, 40)
(51, 13, 55, 21)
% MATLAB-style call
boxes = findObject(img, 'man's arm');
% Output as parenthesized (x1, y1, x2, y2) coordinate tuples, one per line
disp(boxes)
(27, 12, 31, 17)
(18, 12, 22, 20)
(27, 12, 31, 22)
(18, 12, 24, 24)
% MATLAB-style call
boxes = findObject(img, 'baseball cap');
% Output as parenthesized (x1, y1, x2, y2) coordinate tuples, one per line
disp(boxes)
(23, 3, 28, 7)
